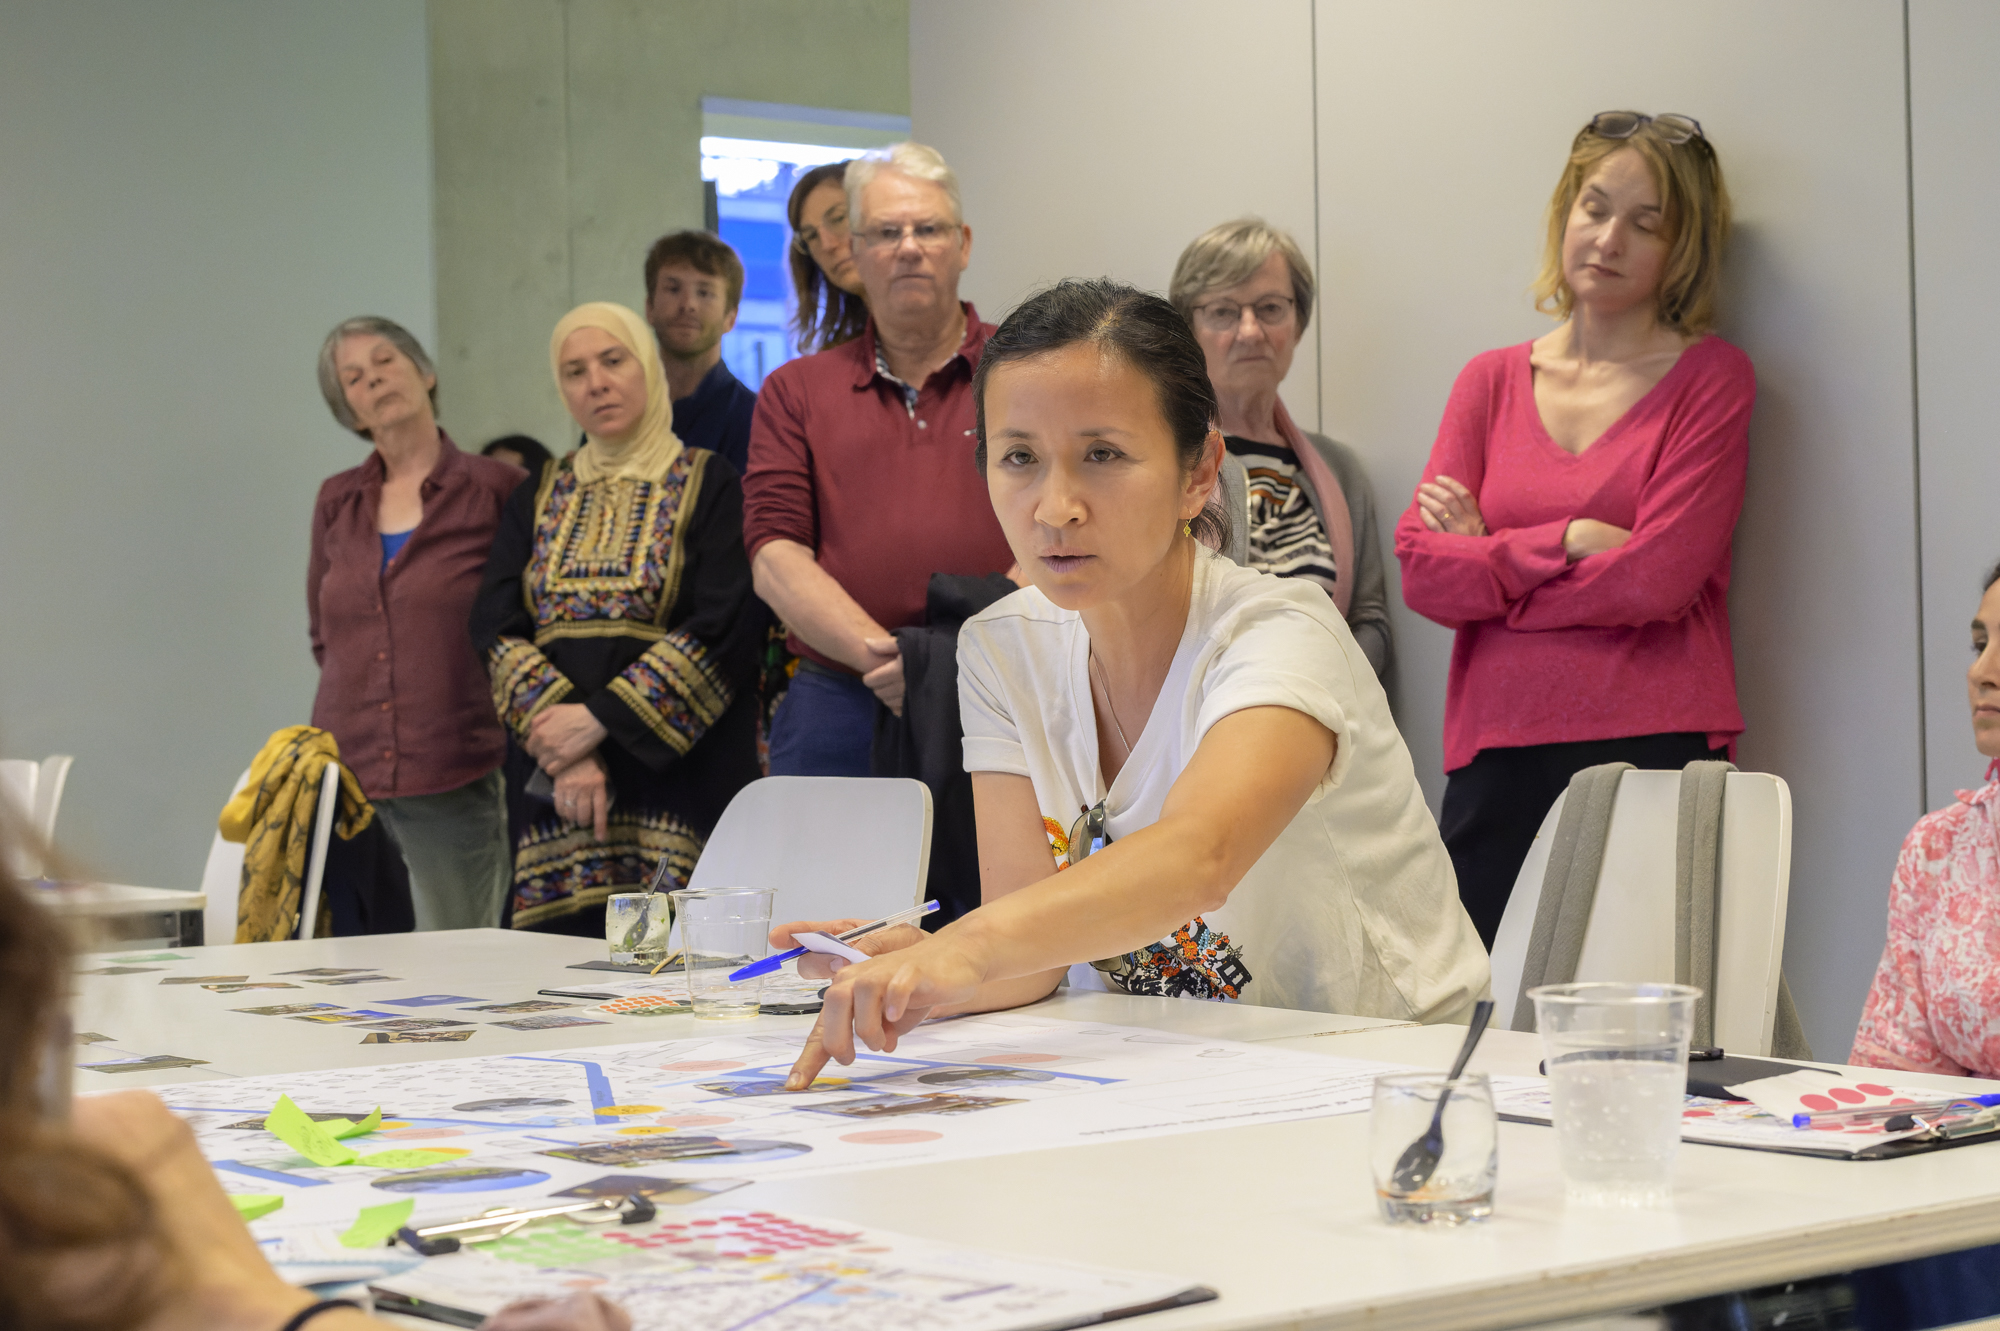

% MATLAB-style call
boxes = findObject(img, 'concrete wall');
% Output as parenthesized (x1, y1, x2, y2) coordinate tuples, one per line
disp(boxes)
(1910, 0, 2000, 805)
(913, 0, 1948, 1060)
(0, 0, 436, 891)
(430, 0, 911, 455)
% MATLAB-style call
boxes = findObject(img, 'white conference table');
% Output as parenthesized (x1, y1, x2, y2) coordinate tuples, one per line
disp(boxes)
(38, 880, 206, 947)
(72, 930, 2000, 1331)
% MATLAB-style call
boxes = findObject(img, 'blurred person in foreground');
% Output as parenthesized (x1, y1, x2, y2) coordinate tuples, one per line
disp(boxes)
(0, 818, 627, 1330)
(483, 433, 555, 476)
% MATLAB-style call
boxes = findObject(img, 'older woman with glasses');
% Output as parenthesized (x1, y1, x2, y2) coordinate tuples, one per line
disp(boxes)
(1171, 219, 1393, 678)
(786, 161, 870, 353)
(1395, 111, 1754, 948)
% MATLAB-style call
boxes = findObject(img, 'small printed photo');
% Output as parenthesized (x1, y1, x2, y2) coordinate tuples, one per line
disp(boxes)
(803, 1092, 1026, 1120)
(78, 1054, 210, 1074)
(233, 1002, 343, 1017)
(74, 1032, 113, 1044)
(159, 975, 248, 985)
(462, 1000, 579, 1014)
(355, 1018, 474, 1032)
(550, 1174, 751, 1206)
(490, 1014, 610, 1031)
(202, 982, 301, 993)
(274, 968, 378, 977)
(111, 953, 191, 964)
(220, 1110, 379, 1131)
(287, 1009, 403, 1025)
(361, 1030, 476, 1044)
(78, 966, 161, 976)
(381, 994, 484, 1008)
(307, 976, 399, 986)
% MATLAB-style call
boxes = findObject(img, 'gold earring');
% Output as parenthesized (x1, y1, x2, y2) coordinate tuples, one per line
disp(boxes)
(1182, 520, 1192, 537)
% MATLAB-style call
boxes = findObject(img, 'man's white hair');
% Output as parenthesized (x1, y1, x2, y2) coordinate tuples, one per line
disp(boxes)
(845, 141, 963, 226)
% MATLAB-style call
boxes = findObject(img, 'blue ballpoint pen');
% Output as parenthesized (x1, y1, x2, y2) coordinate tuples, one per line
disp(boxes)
(729, 900, 941, 982)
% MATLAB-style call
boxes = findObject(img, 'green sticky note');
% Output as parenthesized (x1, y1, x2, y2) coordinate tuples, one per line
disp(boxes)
(264, 1094, 357, 1167)
(354, 1148, 461, 1168)
(339, 1198, 414, 1249)
(229, 1194, 284, 1222)
(331, 1107, 382, 1140)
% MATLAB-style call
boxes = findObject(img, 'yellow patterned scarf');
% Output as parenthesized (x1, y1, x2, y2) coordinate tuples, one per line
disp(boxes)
(219, 725, 372, 942)
(550, 301, 683, 486)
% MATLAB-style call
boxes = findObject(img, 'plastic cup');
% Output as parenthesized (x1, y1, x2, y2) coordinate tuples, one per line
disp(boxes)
(668, 886, 775, 1020)
(604, 892, 670, 967)
(1370, 1071, 1497, 1224)
(1529, 981, 1700, 1207)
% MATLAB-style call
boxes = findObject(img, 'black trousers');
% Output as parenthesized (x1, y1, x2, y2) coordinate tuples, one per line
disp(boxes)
(1441, 732, 1728, 950)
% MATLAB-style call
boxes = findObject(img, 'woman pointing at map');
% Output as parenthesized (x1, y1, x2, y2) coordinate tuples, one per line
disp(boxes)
(780, 280, 1487, 1090)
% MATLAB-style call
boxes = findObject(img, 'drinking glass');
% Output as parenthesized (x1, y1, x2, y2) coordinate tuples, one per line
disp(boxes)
(604, 892, 671, 967)
(667, 886, 775, 1020)
(1370, 1071, 1497, 1224)
(1529, 982, 1700, 1207)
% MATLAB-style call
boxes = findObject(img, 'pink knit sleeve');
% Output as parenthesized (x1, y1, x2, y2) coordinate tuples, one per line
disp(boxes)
(1394, 355, 1571, 630)
(1503, 348, 1753, 632)
(1849, 817, 1969, 1076)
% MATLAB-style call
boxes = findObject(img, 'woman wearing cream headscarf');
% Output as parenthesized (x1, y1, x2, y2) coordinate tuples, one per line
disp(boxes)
(473, 302, 760, 934)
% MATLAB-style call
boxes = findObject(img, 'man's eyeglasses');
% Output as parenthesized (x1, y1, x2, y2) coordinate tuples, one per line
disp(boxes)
(792, 207, 849, 255)
(855, 220, 962, 252)
(1588, 111, 1705, 146)
(1190, 296, 1297, 334)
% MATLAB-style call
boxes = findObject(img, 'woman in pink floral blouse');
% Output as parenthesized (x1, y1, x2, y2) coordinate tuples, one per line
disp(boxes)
(1851, 564, 2000, 1076)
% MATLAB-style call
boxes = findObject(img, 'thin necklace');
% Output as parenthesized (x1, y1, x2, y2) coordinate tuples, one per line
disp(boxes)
(1088, 650, 1134, 755)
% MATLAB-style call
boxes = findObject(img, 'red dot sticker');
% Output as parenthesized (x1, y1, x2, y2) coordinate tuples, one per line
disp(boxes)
(1890, 1098, 1915, 1106)
(1829, 1087, 1866, 1104)
(1856, 1083, 1894, 1095)
(1799, 1093, 1838, 1111)
(840, 1129, 944, 1145)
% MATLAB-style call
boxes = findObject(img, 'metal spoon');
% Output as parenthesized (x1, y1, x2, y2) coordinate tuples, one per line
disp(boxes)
(1388, 998, 1495, 1194)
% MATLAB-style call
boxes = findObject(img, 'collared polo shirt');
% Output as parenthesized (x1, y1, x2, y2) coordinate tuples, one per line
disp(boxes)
(742, 303, 1014, 671)
(672, 358, 758, 478)
(308, 433, 526, 797)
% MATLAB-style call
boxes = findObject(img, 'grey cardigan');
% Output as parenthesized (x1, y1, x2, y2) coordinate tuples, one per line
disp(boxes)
(1218, 431, 1394, 679)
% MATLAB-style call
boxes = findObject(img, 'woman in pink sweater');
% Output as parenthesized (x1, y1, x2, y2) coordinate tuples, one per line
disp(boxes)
(1396, 112, 1754, 946)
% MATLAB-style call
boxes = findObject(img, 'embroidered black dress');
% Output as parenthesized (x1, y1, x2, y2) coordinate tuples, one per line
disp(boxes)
(472, 449, 759, 931)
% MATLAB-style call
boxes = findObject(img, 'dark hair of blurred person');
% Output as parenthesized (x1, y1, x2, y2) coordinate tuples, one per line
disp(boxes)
(786, 162, 870, 352)
(482, 433, 554, 476)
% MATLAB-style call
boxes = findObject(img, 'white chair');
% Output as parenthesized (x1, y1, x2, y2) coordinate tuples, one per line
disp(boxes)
(0, 754, 73, 879)
(201, 763, 341, 945)
(1489, 769, 1794, 1056)
(686, 776, 933, 926)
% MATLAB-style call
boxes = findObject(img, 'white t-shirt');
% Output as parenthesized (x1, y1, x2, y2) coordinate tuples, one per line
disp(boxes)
(957, 546, 1489, 1022)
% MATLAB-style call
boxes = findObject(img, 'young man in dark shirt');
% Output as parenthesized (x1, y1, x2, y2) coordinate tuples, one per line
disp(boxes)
(643, 230, 758, 476)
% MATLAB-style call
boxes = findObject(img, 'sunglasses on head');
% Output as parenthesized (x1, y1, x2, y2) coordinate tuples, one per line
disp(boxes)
(1588, 111, 1705, 146)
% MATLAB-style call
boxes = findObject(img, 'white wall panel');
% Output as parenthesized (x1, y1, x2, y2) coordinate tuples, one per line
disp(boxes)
(0, 1, 435, 892)
(1910, 1, 2000, 807)
(1312, 1, 1918, 1062)
(911, 0, 1322, 427)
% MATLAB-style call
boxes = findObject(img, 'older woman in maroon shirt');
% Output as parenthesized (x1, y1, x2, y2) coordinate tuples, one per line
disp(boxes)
(308, 316, 525, 930)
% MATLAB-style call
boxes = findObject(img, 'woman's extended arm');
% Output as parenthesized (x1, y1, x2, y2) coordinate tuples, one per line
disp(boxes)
(781, 705, 1336, 1087)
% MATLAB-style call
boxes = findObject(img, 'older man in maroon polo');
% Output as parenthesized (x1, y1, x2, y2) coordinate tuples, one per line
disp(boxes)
(744, 142, 1014, 777)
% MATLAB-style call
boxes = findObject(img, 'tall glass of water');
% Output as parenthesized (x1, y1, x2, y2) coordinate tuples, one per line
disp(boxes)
(1529, 982, 1700, 1207)
(668, 886, 776, 1020)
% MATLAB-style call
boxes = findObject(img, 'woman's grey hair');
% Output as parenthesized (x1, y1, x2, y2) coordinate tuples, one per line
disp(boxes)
(845, 141, 963, 227)
(1169, 218, 1317, 335)
(317, 316, 438, 439)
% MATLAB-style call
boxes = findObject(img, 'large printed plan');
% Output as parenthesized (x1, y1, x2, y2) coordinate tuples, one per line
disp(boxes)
(175, 1012, 1412, 1201)
(168, 1013, 1426, 1329)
